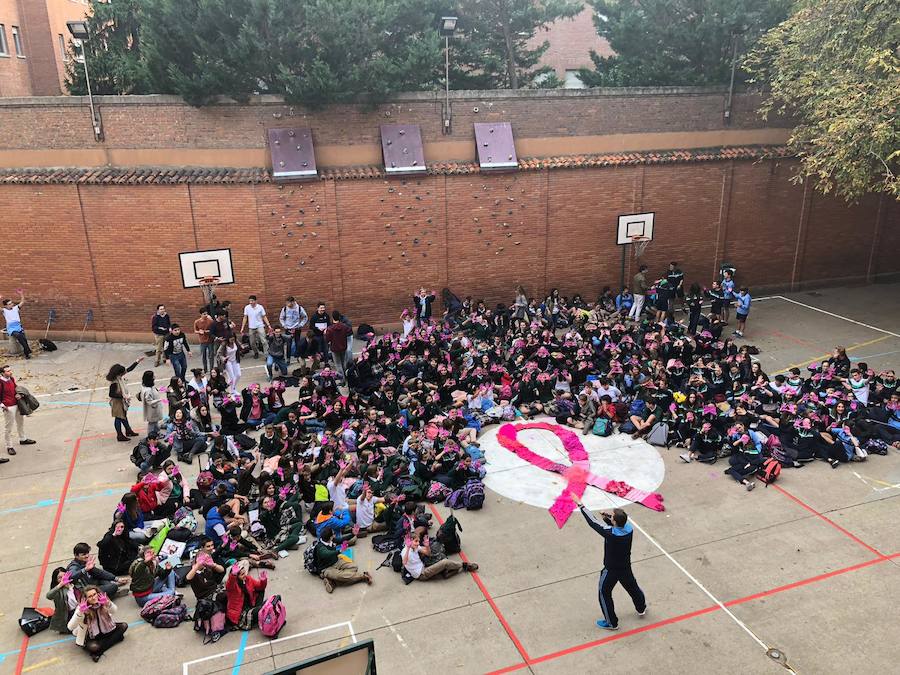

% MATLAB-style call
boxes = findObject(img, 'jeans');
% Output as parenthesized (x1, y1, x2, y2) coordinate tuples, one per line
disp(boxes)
(9, 329, 31, 357)
(134, 570, 177, 607)
(266, 355, 289, 380)
(170, 353, 187, 380)
(199, 343, 214, 373)
(114, 416, 135, 437)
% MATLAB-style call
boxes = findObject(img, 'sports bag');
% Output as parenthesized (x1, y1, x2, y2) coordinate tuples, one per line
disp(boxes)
(629, 399, 646, 416)
(19, 607, 51, 636)
(592, 418, 613, 437)
(646, 422, 670, 447)
(463, 479, 485, 510)
(757, 457, 782, 486)
(153, 603, 188, 628)
(140, 594, 181, 621)
(258, 595, 287, 638)
(436, 513, 462, 555)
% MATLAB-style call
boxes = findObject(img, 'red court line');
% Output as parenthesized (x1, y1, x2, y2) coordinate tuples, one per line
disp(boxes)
(484, 551, 900, 674)
(14, 437, 84, 675)
(771, 483, 886, 558)
(428, 504, 532, 663)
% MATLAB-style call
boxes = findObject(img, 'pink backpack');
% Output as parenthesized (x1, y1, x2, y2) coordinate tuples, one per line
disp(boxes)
(258, 595, 286, 638)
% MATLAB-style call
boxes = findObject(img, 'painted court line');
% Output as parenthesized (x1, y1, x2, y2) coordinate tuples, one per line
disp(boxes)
(428, 505, 532, 664)
(773, 296, 900, 339)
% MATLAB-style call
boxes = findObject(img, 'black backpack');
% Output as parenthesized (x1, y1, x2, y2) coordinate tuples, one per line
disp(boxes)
(436, 514, 462, 555)
(303, 542, 323, 575)
(130, 443, 145, 467)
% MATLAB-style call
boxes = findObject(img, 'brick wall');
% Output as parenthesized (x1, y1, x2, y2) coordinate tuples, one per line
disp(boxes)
(532, 4, 614, 79)
(1, 159, 896, 341)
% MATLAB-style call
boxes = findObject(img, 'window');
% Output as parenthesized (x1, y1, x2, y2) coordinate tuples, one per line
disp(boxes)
(58, 33, 68, 61)
(0, 25, 8, 56)
(564, 70, 586, 89)
(12, 26, 23, 57)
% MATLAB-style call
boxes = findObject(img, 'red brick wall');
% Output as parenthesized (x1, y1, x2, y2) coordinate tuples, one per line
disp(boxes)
(532, 4, 614, 79)
(1, 160, 895, 341)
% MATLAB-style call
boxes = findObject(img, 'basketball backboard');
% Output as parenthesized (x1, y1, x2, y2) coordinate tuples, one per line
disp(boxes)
(616, 212, 655, 245)
(179, 248, 234, 288)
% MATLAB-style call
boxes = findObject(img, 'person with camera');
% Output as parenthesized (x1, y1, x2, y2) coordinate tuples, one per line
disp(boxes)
(570, 493, 647, 631)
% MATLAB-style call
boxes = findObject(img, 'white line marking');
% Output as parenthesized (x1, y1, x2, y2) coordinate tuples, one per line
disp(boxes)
(772, 296, 900, 339)
(630, 517, 769, 652)
(181, 621, 355, 675)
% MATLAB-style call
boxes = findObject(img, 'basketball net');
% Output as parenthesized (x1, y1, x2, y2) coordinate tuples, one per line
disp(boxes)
(198, 276, 220, 305)
(631, 237, 651, 258)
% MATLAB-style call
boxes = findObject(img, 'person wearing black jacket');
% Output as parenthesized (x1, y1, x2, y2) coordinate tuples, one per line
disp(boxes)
(164, 324, 191, 380)
(308, 303, 331, 360)
(571, 494, 647, 631)
(412, 287, 436, 324)
(97, 522, 140, 576)
(151, 304, 171, 367)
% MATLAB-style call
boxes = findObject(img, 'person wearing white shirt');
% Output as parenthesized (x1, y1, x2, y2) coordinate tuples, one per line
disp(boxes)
(402, 531, 478, 581)
(240, 295, 271, 359)
(279, 296, 307, 362)
(593, 378, 622, 403)
(1, 290, 31, 359)
(354, 485, 386, 532)
(326, 462, 356, 514)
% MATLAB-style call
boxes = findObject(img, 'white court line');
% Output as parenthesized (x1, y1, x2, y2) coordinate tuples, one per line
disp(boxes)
(181, 621, 356, 675)
(772, 296, 900, 339)
(629, 518, 769, 652)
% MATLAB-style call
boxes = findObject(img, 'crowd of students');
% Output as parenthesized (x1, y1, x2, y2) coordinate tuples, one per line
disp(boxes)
(28, 265, 899, 663)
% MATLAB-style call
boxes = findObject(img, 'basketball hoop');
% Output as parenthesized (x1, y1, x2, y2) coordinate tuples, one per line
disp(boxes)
(630, 236, 651, 258)
(198, 275, 220, 305)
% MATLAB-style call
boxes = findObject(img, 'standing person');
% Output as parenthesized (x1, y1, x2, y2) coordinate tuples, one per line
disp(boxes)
(308, 302, 331, 361)
(193, 308, 215, 373)
(240, 295, 271, 359)
(151, 304, 171, 367)
(721, 269, 735, 323)
(511, 285, 528, 326)
(629, 266, 648, 321)
(217, 335, 242, 395)
(666, 262, 685, 311)
(164, 324, 191, 380)
(265, 326, 290, 381)
(210, 311, 235, 346)
(413, 287, 436, 325)
(137, 370, 163, 438)
(279, 296, 308, 362)
(1, 290, 32, 359)
(734, 287, 751, 338)
(325, 312, 353, 378)
(333, 310, 355, 370)
(570, 493, 647, 631)
(685, 283, 703, 335)
(0, 364, 35, 457)
(106, 358, 143, 442)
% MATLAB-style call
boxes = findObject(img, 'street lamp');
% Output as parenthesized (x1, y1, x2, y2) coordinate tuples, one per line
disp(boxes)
(66, 20, 103, 142)
(439, 16, 457, 134)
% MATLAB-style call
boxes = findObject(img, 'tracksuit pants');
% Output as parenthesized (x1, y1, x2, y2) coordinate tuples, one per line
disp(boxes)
(598, 566, 645, 628)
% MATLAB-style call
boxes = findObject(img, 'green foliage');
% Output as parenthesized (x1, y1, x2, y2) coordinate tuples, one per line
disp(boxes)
(450, 0, 582, 89)
(578, 0, 790, 87)
(745, 0, 899, 201)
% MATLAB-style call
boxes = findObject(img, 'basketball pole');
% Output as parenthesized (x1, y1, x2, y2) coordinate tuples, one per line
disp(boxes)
(620, 243, 628, 290)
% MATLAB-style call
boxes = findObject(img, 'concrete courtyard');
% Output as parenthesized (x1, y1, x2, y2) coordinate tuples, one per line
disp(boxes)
(1, 283, 899, 675)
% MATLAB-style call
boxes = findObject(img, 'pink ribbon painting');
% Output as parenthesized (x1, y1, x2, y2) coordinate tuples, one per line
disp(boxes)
(497, 422, 665, 528)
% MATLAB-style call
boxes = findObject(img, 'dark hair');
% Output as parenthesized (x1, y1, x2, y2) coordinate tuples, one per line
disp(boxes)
(157, 304, 165, 310)
(171, 323, 180, 330)
(50, 566, 68, 589)
(74, 542, 91, 556)
(639, 265, 648, 272)
(191, 368, 203, 377)
(317, 301, 326, 308)
(320, 527, 334, 542)
(403, 501, 417, 515)
(199, 307, 209, 314)
(331, 310, 341, 321)
(141, 370, 155, 387)
(147, 431, 159, 441)
(105, 364, 126, 382)
(612, 508, 627, 527)
(248, 295, 257, 301)
(198, 536, 212, 547)
(670, 261, 678, 266)
(285, 296, 295, 302)
(689, 283, 701, 295)
(218, 504, 233, 518)
(740, 287, 749, 293)
(320, 500, 334, 514)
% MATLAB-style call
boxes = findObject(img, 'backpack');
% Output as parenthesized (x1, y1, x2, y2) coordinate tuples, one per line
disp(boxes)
(153, 603, 188, 628)
(258, 595, 287, 638)
(426, 481, 452, 503)
(140, 594, 181, 622)
(629, 399, 646, 416)
(864, 438, 890, 456)
(371, 533, 399, 554)
(757, 457, 782, 486)
(646, 422, 670, 447)
(592, 418, 612, 437)
(436, 513, 462, 555)
(463, 479, 485, 510)
(303, 542, 322, 575)
(129, 443, 144, 468)
(444, 488, 466, 510)
(39, 339, 58, 352)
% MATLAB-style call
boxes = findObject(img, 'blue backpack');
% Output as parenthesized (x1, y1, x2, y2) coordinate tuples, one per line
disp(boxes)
(629, 399, 646, 416)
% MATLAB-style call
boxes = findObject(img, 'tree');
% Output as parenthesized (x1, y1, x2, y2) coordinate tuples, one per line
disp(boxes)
(450, 0, 583, 89)
(578, 0, 790, 87)
(65, 0, 148, 95)
(744, 0, 899, 201)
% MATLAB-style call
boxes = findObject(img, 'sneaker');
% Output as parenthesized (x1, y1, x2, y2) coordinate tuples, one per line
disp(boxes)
(297, 535, 307, 545)
(596, 620, 618, 631)
(679, 453, 692, 463)
(323, 578, 334, 594)
(0, 457, 9, 464)
(637, 605, 647, 617)
(19, 439, 36, 445)
(745, 481, 756, 491)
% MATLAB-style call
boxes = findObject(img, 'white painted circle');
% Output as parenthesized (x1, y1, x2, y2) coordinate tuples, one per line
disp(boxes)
(479, 416, 666, 511)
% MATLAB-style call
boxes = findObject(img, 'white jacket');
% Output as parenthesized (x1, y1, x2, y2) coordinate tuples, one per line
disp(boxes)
(67, 600, 118, 646)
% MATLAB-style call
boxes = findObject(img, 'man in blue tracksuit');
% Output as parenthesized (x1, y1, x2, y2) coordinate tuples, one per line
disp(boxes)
(571, 493, 646, 630)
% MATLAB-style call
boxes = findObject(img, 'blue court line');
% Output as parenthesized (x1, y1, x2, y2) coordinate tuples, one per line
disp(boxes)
(0, 618, 147, 664)
(232, 630, 250, 674)
(851, 349, 900, 361)
(0, 489, 118, 516)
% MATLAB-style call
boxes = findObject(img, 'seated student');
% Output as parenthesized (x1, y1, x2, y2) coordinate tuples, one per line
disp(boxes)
(118, 492, 151, 543)
(627, 400, 659, 439)
(224, 560, 267, 629)
(97, 521, 140, 577)
(46, 567, 79, 634)
(67, 585, 128, 663)
(186, 537, 227, 643)
(724, 431, 762, 491)
(168, 407, 212, 462)
(205, 503, 235, 547)
(259, 496, 307, 552)
(128, 546, 177, 607)
(134, 432, 171, 475)
(679, 422, 723, 463)
(66, 543, 127, 599)
(314, 500, 356, 544)
(354, 484, 387, 534)
(327, 461, 357, 514)
(314, 527, 372, 593)
(401, 530, 478, 581)
(219, 524, 277, 569)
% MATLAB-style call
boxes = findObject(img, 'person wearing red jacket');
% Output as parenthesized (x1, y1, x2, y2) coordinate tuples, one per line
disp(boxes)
(325, 310, 353, 377)
(224, 561, 268, 628)
(130, 475, 162, 516)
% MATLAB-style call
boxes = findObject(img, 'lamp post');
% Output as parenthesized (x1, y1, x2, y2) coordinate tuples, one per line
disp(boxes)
(439, 16, 457, 134)
(66, 20, 103, 142)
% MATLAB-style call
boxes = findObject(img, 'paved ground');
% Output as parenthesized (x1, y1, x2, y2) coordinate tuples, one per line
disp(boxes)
(1, 284, 899, 675)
